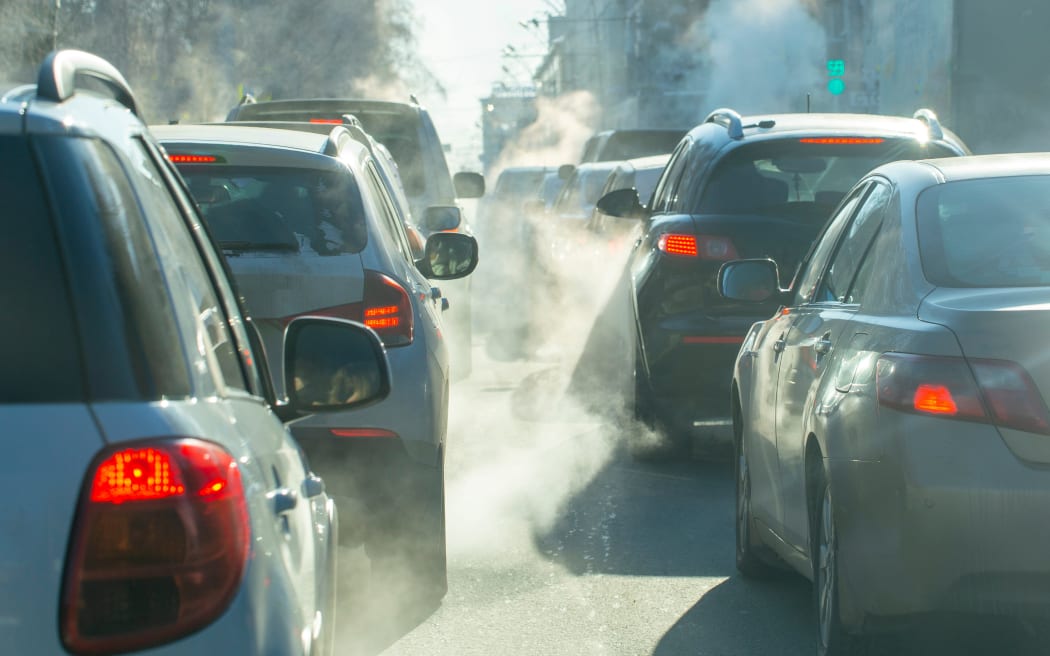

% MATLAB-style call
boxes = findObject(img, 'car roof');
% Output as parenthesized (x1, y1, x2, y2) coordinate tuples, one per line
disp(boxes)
(915, 153, 1050, 182)
(151, 123, 333, 152)
(621, 153, 671, 170)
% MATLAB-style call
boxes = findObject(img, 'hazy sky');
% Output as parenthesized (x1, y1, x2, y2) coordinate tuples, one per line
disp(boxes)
(416, 1, 554, 171)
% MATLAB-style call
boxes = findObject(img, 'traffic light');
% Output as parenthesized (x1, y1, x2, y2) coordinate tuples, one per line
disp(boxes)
(827, 59, 845, 96)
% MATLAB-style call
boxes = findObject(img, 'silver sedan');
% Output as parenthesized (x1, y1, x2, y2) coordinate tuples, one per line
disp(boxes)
(721, 154, 1050, 654)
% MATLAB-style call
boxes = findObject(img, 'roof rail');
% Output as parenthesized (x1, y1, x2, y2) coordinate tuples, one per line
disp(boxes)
(409, 94, 420, 105)
(912, 108, 944, 140)
(0, 84, 37, 104)
(36, 49, 139, 117)
(704, 108, 744, 140)
(341, 113, 364, 130)
(321, 125, 349, 157)
(340, 114, 374, 151)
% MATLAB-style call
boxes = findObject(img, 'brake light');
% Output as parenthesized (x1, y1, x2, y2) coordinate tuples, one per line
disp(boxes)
(799, 137, 885, 145)
(658, 233, 739, 260)
(364, 270, 413, 346)
(62, 439, 249, 655)
(167, 154, 218, 163)
(330, 428, 399, 438)
(876, 353, 1050, 435)
(309, 118, 342, 124)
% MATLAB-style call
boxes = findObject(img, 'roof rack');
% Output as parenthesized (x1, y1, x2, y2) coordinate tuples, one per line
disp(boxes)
(339, 114, 374, 150)
(321, 125, 348, 157)
(912, 108, 944, 140)
(36, 49, 139, 117)
(0, 84, 37, 104)
(704, 108, 744, 140)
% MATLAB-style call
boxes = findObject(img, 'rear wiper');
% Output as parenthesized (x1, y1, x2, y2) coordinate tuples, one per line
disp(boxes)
(219, 240, 298, 252)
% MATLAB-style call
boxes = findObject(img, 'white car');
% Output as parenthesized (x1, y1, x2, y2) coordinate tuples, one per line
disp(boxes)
(154, 123, 479, 599)
(2, 50, 392, 655)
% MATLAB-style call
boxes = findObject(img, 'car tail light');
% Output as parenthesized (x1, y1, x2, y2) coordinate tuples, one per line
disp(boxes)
(657, 233, 738, 260)
(364, 270, 413, 346)
(799, 137, 885, 145)
(167, 154, 220, 164)
(876, 353, 1050, 435)
(61, 439, 249, 655)
(330, 428, 399, 438)
(309, 118, 342, 124)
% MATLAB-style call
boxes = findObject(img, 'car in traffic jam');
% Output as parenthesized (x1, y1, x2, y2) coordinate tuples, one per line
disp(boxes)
(7, 2, 1050, 653)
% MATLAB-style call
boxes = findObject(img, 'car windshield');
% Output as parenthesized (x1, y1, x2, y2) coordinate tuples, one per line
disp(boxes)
(176, 165, 367, 255)
(557, 166, 616, 215)
(695, 138, 956, 223)
(917, 175, 1050, 287)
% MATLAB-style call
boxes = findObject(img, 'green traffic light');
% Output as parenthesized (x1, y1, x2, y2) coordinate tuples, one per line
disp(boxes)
(828, 79, 845, 95)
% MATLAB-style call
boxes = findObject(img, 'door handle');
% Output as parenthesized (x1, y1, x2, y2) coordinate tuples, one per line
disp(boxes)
(430, 286, 442, 301)
(814, 333, 833, 356)
(302, 474, 325, 499)
(268, 488, 299, 515)
(773, 334, 787, 353)
(441, 298, 450, 312)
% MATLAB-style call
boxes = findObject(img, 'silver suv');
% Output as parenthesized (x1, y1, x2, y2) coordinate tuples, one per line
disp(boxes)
(1, 50, 390, 655)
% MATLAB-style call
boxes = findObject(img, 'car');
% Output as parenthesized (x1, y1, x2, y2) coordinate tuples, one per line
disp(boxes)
(585, 153, 670, 256)
(579, 128, 688, 163)
(152, 122, 479, 599)
(225, 97, 485, 378)
(721, 153, 1050, 653)
(1, 50, 394, 656)
(597, 107, 971, 455)
(476, 165, 556, 249)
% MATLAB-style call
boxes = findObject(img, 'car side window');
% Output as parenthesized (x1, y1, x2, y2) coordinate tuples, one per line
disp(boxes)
(365, 162, 415, 265)
(124, 138, 249, 395)
(817, 181, 890, 303)
(651, 140, 690, 214)
(792, 182, 870, 305)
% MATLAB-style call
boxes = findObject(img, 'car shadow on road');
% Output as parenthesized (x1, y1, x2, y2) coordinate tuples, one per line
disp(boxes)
(533, 454, 739, 579)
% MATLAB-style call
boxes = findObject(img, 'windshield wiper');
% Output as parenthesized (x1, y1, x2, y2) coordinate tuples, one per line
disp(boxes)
(219, 240, 298, 253)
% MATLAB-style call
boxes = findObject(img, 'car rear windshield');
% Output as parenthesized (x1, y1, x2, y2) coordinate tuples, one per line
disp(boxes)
(695, 138, 956, 224)
(0, 136, 84, 403)
(558, 166, 617, 215)
(917, 175, 1050, 287)
(176, 165, 367, 255)
(495, 170, 549, 197)
(597, 130, 685, 162)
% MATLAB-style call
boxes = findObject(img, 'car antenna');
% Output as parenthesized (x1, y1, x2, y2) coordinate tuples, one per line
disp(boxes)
(806, 93, 811, 113)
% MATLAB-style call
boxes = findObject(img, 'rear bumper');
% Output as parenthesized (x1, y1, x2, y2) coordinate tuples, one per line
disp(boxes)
(830, 415, 1050, 631)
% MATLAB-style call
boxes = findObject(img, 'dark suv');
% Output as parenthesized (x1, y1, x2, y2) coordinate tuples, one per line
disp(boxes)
(1, 50, 390, 655)
(598, 108, 970, 455)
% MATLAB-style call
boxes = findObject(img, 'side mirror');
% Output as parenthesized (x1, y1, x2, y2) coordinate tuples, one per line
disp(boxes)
(558, 164, 575, 181)
(423, 205, 462, 232)
(453, 171, 485, 199)
(596, 188, 646, 219)
(417, 232, 479, 280)
(717, 259, 782, 303)
(282, 318, 391, 416)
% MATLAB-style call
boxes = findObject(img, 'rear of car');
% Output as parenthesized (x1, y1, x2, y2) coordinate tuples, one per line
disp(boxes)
(3, 52, 335, 655)
(155, 124, 452, 594)
(631, 111, 969, 447)
(226, 99, 480, 377)
(586, 154, 669, 255)
(832, 159, 1050, 630)
(579, 128, 687, 163)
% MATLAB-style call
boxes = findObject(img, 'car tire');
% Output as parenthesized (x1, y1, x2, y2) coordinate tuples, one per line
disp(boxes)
(734, 413, 775, 578)
(812, 471, 862, 656)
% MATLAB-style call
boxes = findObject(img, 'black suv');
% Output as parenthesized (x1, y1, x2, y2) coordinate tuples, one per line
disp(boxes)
(598, 108, 970, 455)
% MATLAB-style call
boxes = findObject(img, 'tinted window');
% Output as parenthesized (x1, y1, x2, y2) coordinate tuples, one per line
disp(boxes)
(128, 142, 248, 394)
(365, 162, 414, 265)
(696, 139, 953, 225)
(0, 136, 84, 403)
(651, 140, 690, 213)
(495, 169, 549, 197)
(597, 131, 685, 162)
(177, 165, 368, 255)
(818, 181, 890, 302)
(917, 175, 1050, 287)
(792, 183, 868, 304)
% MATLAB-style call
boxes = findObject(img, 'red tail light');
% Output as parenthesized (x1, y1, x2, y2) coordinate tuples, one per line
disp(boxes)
(62, 439, 250, 655)
(799, 137, 885, 145)
(309, 118, 342, 124)
(363, 270, 413, 346)
(167, 154, 219, 164)
(658, 233, 739, 260)
(876, 353, 1050, 435)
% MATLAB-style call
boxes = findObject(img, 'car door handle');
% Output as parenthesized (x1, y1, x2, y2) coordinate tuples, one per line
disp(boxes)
(441, 298, 450, 312)
(773, 334, 787, 353)
(430, 286, 442, 300)
(302, 474, 325, 499)
(268, 488, 299, 515)
(814, 333, 833, 355)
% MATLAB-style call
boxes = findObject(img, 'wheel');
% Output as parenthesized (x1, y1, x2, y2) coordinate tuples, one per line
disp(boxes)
(813, 474, 861, 656)
(734, 418, 775, 578)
